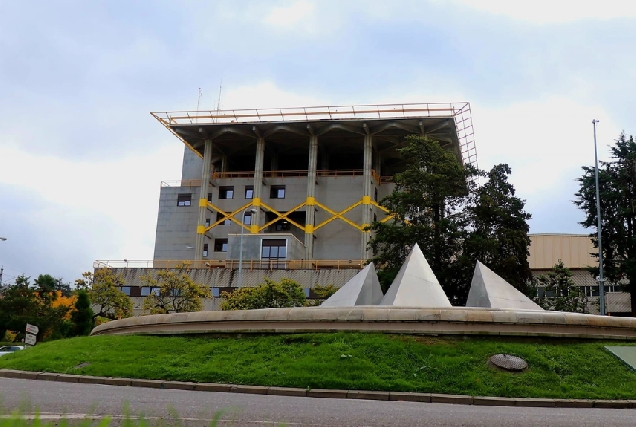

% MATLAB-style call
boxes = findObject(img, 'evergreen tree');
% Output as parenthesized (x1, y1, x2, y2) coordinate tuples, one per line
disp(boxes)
(71, 290, 94, 336)
(574, 132, 636, 316)
(535, 261, 588, 313)
(464, 164, 533, 295)
(369, 135, 532, 305)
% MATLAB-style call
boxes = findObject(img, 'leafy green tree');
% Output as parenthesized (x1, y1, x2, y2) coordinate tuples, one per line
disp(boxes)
(221, 278, 306, 310)
(141, 267, 211, 314)
(534, 261, 588, 313)
(0, 275, 70, 341)
(575, 132, 636, 316)
(463, 164, 533, 295)
(71, 290, 94, 336)
(76, 269, 133, 322)
(368, 136, 476, 302)
(368, 136, 532, 305)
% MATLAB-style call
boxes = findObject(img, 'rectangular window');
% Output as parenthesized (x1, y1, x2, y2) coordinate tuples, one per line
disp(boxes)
(208, 192, 212, 202)
(270, 185, 286, 199)
(374, 187, 378, 202)
(203, 243, 209, 257)
(219, 186, 234, 199)
(212, 287, 220, 298)
(261, 239, 287, 259)
(205, 218, 211, 227)
(244, 213, 252, 225)
(304, 288, 310, 298)
(177, 193, 192, 207)
(373, 213, 377, 223)
(141, 287, 151, 296)
(214, 238, 229, 252)
(216, 212, 231, 225)
(120, 286, 131, 296)
(245, 185, 254, 199)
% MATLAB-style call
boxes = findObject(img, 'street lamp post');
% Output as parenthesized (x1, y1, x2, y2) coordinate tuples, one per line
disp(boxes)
(593, 119, 606, 315)
(237, 208, 257, 288)
(0, 237, 6, 285)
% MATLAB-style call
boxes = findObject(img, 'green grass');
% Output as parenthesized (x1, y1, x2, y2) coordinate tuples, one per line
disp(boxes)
(1, 333, 636, 399)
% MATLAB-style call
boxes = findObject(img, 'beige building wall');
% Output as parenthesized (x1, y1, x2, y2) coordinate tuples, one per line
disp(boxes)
(528, 234, 597, 269)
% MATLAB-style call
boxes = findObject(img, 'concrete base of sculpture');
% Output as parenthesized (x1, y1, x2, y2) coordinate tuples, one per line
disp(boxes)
(91, 306, 636, 340)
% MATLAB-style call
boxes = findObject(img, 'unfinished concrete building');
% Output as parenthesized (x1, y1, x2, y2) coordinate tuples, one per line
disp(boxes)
(151, 103, 477, 272)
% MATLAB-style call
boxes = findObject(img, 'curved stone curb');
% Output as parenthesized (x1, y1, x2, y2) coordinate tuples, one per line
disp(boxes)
(1, 369, 634, 409)
(90, 307, 636, 340)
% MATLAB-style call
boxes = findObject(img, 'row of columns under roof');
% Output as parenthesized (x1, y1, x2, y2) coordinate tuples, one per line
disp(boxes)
(194, 133, 377, 262)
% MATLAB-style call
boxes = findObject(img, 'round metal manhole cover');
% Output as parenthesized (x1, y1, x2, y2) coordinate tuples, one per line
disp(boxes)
(489, 354, 528, 372)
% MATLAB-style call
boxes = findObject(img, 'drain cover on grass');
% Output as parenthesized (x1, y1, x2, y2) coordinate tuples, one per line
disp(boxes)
(489, 354, 528, 372)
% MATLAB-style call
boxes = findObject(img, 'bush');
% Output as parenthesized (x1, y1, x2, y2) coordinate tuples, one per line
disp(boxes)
(221, 278, 306, 310)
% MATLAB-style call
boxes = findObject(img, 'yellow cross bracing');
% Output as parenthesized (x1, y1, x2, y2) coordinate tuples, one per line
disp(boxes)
(196, 196, 399, 235)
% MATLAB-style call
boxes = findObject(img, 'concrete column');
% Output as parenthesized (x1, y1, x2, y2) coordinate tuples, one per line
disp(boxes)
(220, 155, 227, 173)
(195, 139, 213, 261)
(320, 148, 329, 171)
(271, 153, 278, 176)
(253, 137, 265, 233)
(305, 134, 318, 259)
(373, 147, 381, 178)
(361, 132, 373, 260)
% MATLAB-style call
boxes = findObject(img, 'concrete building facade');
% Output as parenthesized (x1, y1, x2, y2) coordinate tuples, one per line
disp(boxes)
(151, 103, 477, 271)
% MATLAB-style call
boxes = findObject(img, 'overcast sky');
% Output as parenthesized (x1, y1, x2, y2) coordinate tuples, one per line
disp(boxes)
(1, 0, 635, 284)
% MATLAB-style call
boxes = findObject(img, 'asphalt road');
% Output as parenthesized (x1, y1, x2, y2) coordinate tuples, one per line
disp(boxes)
(1, 378, 636, 427)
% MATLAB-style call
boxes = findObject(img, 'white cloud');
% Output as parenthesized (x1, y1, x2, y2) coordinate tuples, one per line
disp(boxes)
(454, 0, 636, 24)
(0, 142, 184, 273)
(265, 0, 316, 29)
(212, 81, 327, 111)
(473, 97, 620, 232)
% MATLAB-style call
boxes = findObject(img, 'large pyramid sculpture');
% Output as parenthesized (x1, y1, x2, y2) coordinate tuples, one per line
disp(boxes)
(379, 244, 452, 307)
(466, 261, 543, 310)
(321, 263, 383, 307)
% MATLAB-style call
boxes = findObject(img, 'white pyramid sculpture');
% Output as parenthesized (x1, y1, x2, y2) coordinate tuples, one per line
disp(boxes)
(466, 261, 543, 310)
(321, 263, 384, 307)
(379, 244, 452, 307)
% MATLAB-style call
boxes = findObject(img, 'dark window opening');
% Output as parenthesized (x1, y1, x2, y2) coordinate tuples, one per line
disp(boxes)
(208, 192, 212, 202)
(214, 238, 228, 252)
(270, 185, 286, 199)
(275, 220, 290, 231)
(245, 185, 254, 199)
(374, 187, 378, 202)
(205, 218, 211, 227)
(261, 239, 287, 259)
(219, 186, 234, 199)
(203, 243, 209, 257)
(177, 193, 192, 207)
(373, 213, 377, 223)
(216, 212, 231, 226)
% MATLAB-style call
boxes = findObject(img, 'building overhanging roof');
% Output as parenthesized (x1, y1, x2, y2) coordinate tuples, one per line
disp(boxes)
(151, 103, 477, 168)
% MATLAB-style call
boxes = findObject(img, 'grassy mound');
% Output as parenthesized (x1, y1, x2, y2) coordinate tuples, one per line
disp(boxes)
(1, 333, 635, 399)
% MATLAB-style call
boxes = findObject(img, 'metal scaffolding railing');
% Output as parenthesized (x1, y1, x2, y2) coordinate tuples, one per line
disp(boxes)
(151, 102, 477, 169)
(94, 259, 366, 271)
(152, 102, 467, 126)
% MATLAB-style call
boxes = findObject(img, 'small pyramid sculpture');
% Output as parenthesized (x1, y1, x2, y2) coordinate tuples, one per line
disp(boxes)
(321, 263, 383, 306)
(466, 261, 543, 310)
(379, 243, 452, 307)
